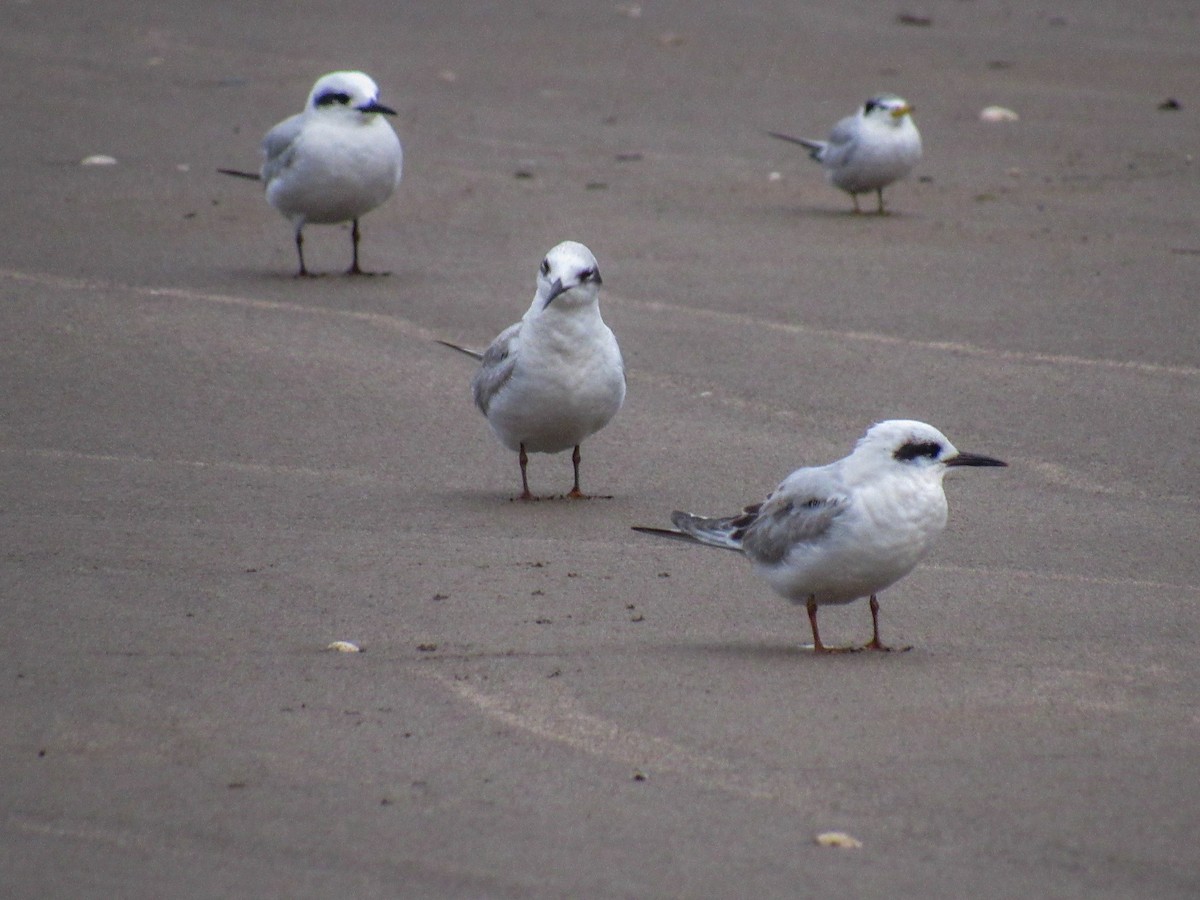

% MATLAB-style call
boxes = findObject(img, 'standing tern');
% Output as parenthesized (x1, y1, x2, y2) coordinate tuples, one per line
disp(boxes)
(633, 420, 1006, 652)
(769, 94, 922, 214)
(438, 241, 626, 500)
(219, 70, 403, 276)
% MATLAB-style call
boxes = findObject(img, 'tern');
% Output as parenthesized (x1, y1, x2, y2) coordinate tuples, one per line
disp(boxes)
(634, 420, 1006, 651)
(438, 241, 626, 500)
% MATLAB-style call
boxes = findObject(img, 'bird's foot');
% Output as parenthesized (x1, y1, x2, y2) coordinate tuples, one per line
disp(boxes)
(563, 489, 613, 500)
(810, 643, 862, 654)
(860, 639, 911, 652)
(345, 266, 391, 277)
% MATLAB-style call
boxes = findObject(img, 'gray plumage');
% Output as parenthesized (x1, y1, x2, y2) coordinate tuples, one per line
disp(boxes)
(470, 324, 521, 416)
(769, 94, 922, 213)
(260, 114, 305, 187)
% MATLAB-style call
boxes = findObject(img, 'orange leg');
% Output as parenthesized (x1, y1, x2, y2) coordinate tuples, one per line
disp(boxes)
(862, 595, 909, 652)
(517, 444, 535, 501)
(566, 445, 586, 499)
(862, 595, 890, 651)
(806, 597, 858, 654)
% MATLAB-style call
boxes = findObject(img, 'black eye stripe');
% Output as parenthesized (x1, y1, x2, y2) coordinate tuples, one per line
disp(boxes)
(864, 99, 878, 114)
(540, 259, 551, 275)
(893, 440, 942, 462)
(315, 91, 353, 107)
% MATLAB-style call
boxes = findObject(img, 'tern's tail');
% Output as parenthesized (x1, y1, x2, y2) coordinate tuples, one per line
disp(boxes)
(630, 511, 748, 552)
(671, 510, 749, 550)
(217, 168, 262, 181)
(434, 339, 484, 361)
(766, 131, 826, 161)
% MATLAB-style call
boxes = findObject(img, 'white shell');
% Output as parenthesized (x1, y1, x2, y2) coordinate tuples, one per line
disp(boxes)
(979, 106, 1020, 123)
(815, 831, 863, 849)
(325, 640, 362, 653)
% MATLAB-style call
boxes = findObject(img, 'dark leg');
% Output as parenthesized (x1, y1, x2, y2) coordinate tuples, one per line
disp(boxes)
(346, 219, 390, 276)
(294, 227, 312, 277)
(875, 188, 887, 215)
(850, 193, 862, 214)
(566, 445, 586, 499)
(347, 219, 363, 275)
(517, 443, 535, 501)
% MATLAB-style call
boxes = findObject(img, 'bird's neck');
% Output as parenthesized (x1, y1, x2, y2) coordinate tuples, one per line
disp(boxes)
(525, 302, 606, 349)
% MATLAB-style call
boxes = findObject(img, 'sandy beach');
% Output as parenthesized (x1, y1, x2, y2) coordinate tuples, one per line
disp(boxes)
(1, 1, 1198, 896)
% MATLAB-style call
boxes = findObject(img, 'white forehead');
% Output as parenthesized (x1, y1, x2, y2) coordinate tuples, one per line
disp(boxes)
(306, 71, 379, 107)
(861, 419, 951, 450)
(543, 240, 598, 273)
(865, 94, 909, 111)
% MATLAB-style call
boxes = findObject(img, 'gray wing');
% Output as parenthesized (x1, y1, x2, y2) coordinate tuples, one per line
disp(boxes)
(470, 322, 521, 415)
(822, 116, 860, 166)
(260, 113, 304, 184)
(738, 469, 849, 566)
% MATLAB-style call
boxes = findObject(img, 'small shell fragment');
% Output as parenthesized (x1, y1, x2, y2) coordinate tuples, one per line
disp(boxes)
(81, 154, 118, 166)
(979, 105, 1020, 123)
(815, 831, 863, 849)
(326, 640, 362, 653)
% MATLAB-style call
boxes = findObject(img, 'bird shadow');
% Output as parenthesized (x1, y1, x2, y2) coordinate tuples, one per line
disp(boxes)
(228, 267, 402, 281)
(761, 203, 916, 224)
(508, 493, 616, 503)
(221, 266, 427, 295)
(652, 639, 915, 661)
(435, 487, 621, 507)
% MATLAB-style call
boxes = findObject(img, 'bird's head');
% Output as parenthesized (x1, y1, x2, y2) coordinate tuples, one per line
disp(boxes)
(854, 420, 1007, 480)
(536, 241, 603, 310)
(862, 94, 915, 125)
(306, 71, 396, 118)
